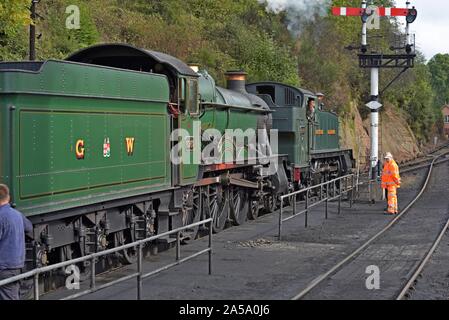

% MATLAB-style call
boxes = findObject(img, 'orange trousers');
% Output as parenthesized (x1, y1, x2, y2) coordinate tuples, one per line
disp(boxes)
(386, 186, 398, 214)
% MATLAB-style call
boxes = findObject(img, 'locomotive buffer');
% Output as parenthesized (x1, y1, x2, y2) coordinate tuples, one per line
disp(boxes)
(332, 1, 418, 180)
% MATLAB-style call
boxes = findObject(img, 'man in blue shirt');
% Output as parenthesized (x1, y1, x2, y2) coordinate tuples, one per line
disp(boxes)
(0, 184, 33, 300)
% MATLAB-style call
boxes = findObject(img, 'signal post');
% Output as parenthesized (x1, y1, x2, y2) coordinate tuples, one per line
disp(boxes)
(332, 1, 418, 180)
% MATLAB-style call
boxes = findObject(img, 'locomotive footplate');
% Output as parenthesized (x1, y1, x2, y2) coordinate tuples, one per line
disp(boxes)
(194, 173, 259, 189)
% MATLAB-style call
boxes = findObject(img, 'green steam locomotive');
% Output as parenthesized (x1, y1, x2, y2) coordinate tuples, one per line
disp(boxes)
(0, 44, 353, 269)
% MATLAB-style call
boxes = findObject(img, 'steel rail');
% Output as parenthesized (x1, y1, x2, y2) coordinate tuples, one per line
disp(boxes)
(399, 146, 449, 172)
(396, 217, 449, 300)
(401, 157, 449, 174)
(357, 142, 449, 179)
(399, 146, 449, 169)
(291, 153, 443, 300)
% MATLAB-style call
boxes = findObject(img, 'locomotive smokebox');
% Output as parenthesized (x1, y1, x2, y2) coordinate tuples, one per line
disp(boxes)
(225, 70, 248, 93)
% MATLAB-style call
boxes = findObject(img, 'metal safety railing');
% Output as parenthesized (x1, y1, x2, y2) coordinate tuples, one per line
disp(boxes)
(278, 174, 357, 240)
(0, 218, 213, 300)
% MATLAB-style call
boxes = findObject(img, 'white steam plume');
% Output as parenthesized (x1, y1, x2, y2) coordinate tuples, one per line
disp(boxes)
(259, 0, 332, 35)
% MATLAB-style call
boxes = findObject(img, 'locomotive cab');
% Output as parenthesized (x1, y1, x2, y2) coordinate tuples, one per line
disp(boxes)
(247, 82, 354, 188)
(246, 82, 309, 186)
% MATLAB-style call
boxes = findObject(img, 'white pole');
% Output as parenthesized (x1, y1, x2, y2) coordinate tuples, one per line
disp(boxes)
(406, 1, 411, 46)
(361, 0, 368, 49)
(370, 109, 379, 173)
(371, 68, 379, 97)
(370, 68, 380, 179)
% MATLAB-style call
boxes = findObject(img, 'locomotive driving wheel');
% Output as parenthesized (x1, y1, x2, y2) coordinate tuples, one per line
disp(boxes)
(263, 193, 277, 214)
(247, 197, 260, 220)
(205, 184, 229, 233)
(115, 230, 137, 265)
(181, 187, 202, 241)
(230, 187, 248, 226)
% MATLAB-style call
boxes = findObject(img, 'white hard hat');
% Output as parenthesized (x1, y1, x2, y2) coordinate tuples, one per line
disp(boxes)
(384, 152, 393, 160)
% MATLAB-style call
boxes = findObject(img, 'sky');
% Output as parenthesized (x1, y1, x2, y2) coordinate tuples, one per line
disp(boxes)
(394, 0, 449, 61)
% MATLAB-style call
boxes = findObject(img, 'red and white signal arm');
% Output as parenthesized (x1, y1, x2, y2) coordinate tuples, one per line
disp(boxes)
(332, 7, 411, 17)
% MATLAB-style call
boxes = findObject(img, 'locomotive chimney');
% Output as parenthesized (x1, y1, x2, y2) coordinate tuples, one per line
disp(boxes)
(225, 70, 248, 93)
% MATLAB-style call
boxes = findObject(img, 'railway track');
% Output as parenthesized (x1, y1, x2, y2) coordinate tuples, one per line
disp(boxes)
(292, 152, 449, 300)
(396, 218, 449, 300)
(358, 142, 449, 179)
(400, 143, 449, 173)
(401, 156, 449, 174)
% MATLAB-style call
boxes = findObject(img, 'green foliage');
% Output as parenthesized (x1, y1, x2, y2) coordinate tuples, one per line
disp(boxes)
(0, 0, 100, 60)
(0, 27, 28, 61)
(0, 0, 31, 37)
(0, 0, 31, 60)
(0, 0, 299, 84)
(0, 0, 443, 142)
(216, 23, 300, 86)
(428, 54, 449, 108)
(37, 0, 99, 59)
(387, 65, 436, 141)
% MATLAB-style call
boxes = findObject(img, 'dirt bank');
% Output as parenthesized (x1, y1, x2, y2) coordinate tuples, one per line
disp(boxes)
(340, 101, 423, 170)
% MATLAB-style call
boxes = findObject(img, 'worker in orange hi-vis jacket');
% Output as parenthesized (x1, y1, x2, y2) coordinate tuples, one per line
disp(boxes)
(381, 152, 401, 215)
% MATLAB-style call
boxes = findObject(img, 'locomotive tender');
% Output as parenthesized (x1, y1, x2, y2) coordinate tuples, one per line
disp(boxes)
(0, 44, 353, 269)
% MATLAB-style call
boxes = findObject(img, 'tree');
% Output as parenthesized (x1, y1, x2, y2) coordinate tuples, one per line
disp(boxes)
(428, 54, 449, 108)
(0, 0, 31, 37)
(0, 0, 31, 60)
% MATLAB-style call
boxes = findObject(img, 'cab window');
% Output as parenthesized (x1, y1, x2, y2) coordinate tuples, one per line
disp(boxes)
(178, 78, 186, 113)
(186, 79, 199, 115)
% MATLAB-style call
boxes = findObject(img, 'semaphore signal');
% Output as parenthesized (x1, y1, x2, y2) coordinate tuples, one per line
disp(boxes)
(332, 1, 418, 182)
(332, 7, 414, 17)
